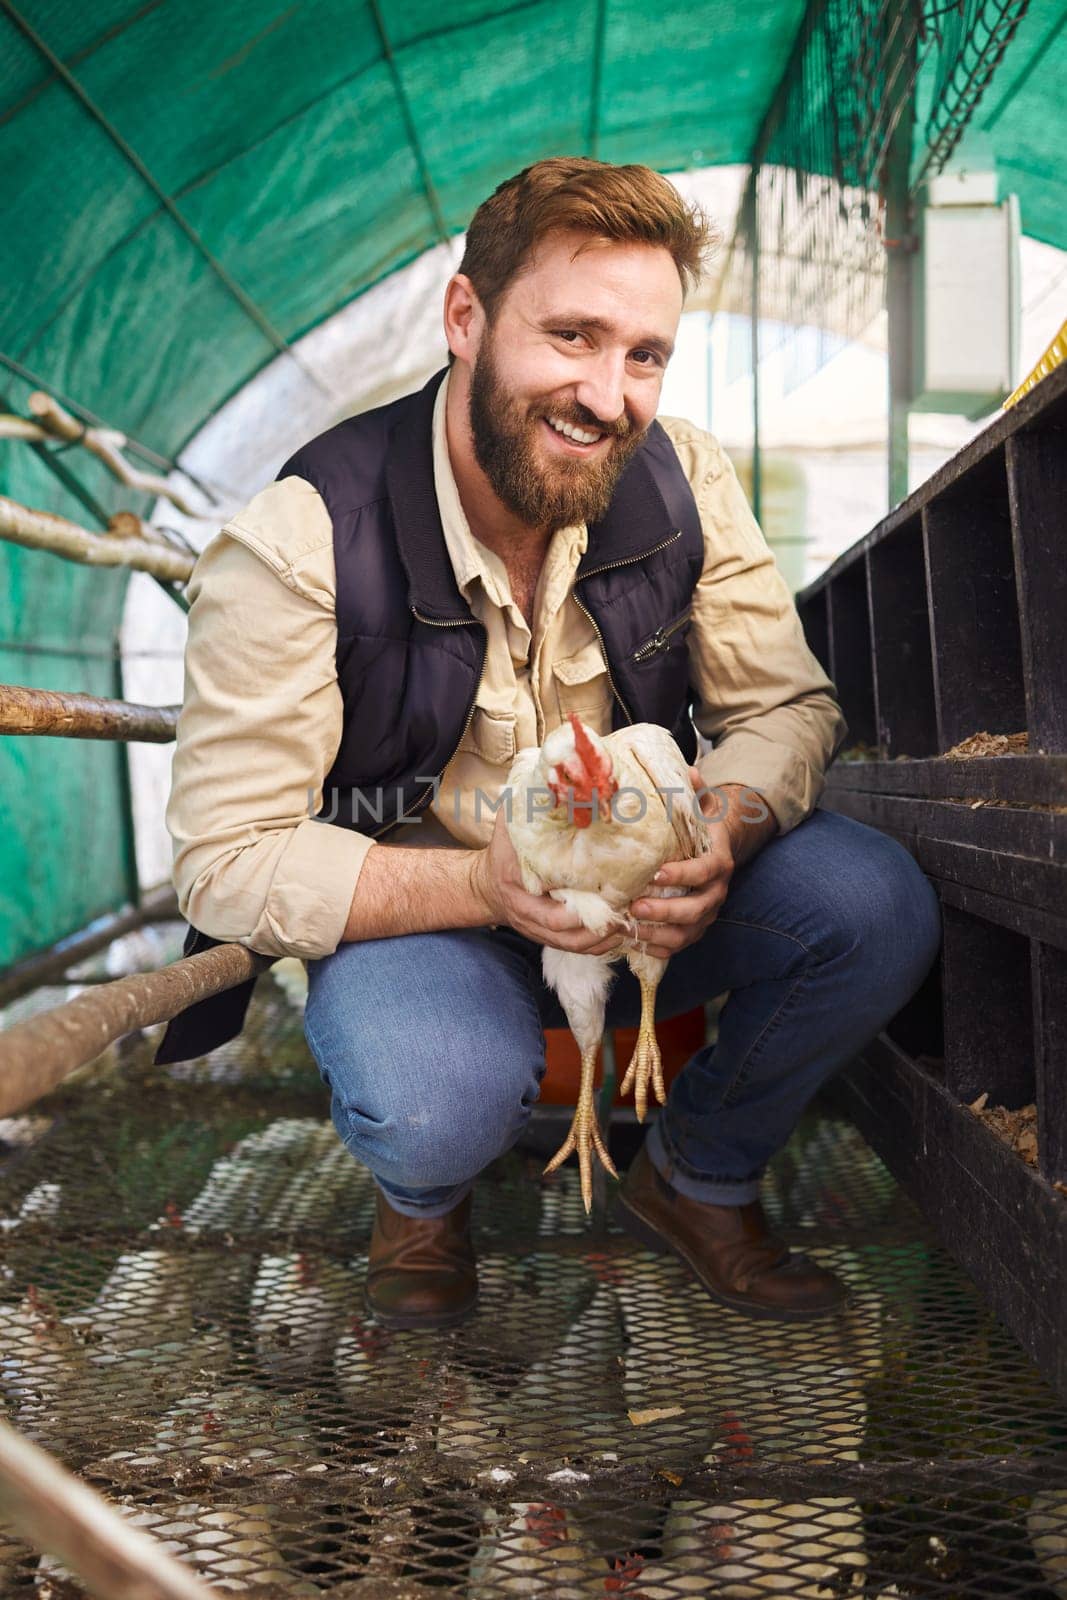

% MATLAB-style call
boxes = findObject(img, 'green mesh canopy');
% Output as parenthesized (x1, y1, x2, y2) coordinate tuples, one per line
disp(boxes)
(1, 0, 1063, 969)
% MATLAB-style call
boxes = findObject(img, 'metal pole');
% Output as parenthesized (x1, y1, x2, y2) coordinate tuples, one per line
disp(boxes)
(749, 174, 763, 526)
(885, 50, 916, 508)
(113, 644, 143, 910)
(0, 1417, 213, 1600)
(704, 310, 714, 432)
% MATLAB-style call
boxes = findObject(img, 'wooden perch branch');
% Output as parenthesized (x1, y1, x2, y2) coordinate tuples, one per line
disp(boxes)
(0, 684, 179, 742)
(0, 391, 205, 518)
(0, 495, 194, 582)
(0, 1417, 213, 1600)
(0, 943, 274, 1117)
(0, 415, 46, 443)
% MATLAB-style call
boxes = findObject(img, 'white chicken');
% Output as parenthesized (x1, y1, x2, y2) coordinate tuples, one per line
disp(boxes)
(506, 713, 710, 1207)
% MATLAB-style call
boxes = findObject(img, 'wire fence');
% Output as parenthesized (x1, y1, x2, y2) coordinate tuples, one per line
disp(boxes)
(1, 937, 1065, 1595)
(716, 0, 1030, 343)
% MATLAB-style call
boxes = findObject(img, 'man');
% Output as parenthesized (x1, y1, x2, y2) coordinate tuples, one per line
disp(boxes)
(163, 158, 942, 1331)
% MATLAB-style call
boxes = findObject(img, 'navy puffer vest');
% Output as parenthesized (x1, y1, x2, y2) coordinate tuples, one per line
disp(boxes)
(155, 369, 704, 1064)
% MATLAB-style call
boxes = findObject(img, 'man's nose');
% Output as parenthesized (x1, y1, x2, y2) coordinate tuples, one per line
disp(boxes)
(573, 355, 627, 429)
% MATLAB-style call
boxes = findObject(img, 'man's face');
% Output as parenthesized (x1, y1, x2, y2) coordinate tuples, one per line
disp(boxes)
(466, 229, 683, 532)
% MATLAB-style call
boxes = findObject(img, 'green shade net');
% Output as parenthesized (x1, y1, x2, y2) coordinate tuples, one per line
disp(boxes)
(0, 408, 138, 968)
(0, 0, 1063, 969)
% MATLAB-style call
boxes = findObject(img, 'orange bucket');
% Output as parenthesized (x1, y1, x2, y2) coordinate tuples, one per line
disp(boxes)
(539, 1007, 707, 1106)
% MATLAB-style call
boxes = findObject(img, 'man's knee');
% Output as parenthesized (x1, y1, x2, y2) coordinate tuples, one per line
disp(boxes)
(819, 818, 942, 985)
(323, 1024, 546, 1190)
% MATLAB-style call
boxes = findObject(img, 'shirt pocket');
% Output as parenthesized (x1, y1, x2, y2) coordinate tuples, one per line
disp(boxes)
(457, 707, 517, 766)
(551, 639, 612, 727)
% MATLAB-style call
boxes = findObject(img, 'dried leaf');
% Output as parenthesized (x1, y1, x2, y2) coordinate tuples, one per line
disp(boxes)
(969, 1092, 989, 1113)
(656, 1468, 684, 1486)
(628, 1406, 684, 1426)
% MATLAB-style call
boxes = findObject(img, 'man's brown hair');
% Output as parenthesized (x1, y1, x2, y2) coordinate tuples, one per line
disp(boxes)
(457, 156, 718, 323)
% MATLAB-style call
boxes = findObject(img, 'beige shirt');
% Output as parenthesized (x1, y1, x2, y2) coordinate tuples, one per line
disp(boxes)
(167, 373, 848, 960)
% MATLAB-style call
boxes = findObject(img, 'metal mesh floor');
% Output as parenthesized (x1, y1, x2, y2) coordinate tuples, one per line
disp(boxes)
(2, 937, 1067, 1597)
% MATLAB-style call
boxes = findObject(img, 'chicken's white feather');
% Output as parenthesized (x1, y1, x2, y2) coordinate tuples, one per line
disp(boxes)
(503, 715, 714, 1196)
(547, 887, 626, 938)
(542, 948, 616, 1053)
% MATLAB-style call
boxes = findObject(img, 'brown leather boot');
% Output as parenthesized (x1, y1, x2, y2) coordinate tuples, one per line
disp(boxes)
(616, 1144, 847, 1321)
(365, 1189, 478, 1330)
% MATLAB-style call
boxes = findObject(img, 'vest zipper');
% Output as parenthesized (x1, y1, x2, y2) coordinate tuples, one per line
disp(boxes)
(395, 527, 682, 818)
(572, 594, 634, 724)
(631, 607, 692, 663)
(576, 528, 682, 582)
(368, 609, 486, 839)
(572, 528, 684, 724)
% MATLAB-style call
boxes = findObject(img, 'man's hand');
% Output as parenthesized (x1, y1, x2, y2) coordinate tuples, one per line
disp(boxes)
(626, 771, 778, 960)
(471, 807, 624, 955)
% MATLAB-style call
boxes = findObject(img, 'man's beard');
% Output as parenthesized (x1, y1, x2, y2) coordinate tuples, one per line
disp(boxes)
(467, 334, 647, 533)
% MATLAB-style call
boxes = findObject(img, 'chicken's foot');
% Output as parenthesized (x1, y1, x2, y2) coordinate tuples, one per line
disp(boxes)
(543, 1044, 617, 1212)
(618, 977, 666, 1122)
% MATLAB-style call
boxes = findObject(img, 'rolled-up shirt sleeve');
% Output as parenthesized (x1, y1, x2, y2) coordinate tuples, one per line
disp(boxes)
(166, 480, 375, 959)
(665, 422, 849, 835)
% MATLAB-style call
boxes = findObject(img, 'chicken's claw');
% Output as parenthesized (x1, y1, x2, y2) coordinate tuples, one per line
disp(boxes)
(618, 978, 666, 1122)
(618, 1031, 666, 1123)
(543, 1054, 617, 1212)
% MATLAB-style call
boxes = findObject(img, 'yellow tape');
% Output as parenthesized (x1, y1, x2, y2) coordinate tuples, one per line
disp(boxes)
(1004, 317, 1067, 409)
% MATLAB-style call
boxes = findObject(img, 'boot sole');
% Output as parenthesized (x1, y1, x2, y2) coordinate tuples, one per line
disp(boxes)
(363, 1286, 478, 1332)
(614, 1191, 848, 1323)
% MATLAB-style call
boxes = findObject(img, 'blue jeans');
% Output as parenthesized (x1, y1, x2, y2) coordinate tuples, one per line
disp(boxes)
(303, 808, 942, 1218)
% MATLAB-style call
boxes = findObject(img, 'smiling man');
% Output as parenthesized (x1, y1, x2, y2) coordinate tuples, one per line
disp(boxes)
(161, 158, 942, 1330)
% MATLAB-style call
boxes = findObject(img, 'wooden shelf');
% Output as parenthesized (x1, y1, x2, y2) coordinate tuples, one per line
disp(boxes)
(797, 362, 1067, 762)
(819, 785, 1067, 932)
(835, 1032, 1067, 1401)
(795, 370, 1067, 1389)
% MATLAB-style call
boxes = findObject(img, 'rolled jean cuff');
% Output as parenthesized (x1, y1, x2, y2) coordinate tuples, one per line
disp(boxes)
(645, 1116, 762, 1208)
(374, 1176, 474, 1219)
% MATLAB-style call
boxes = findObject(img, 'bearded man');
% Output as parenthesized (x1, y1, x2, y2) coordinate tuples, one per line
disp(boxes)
(161, 158, 942, 1328)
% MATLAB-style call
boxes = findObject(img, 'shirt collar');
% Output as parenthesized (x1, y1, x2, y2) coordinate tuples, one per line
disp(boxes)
(431, 367, 589, 608)
(387, 366, 677, 623)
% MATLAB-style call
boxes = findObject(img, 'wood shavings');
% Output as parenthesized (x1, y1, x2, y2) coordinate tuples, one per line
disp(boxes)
(967, 1095, 1039, 1167)
(941, 731, 1029, 760)
(943, 795, 1067, 813)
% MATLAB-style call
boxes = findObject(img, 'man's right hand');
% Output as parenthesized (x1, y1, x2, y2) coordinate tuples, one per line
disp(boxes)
(471, 808, 624, 955)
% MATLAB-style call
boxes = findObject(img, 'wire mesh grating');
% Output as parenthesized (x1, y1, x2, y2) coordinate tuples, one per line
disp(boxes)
(1, 935, 1066, 1597)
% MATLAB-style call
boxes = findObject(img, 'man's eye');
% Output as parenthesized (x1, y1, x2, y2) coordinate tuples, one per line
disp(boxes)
(554, 330, 581, 343)
(631, 349, 662, 367)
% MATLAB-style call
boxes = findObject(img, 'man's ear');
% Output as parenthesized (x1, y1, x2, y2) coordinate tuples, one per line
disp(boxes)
(443, 272, 484, 366)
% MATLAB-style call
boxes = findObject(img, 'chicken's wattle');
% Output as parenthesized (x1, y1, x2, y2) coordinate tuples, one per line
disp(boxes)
(547, 712, 619, 826)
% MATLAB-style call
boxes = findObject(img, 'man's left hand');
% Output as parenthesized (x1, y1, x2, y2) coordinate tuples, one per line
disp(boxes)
(626, 771, 778, 959)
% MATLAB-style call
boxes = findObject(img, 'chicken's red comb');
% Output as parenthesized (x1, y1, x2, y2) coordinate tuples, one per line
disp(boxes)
(525, 1503, 568, 1545)
(720, 1406, 754, 1462)
(568, 712, 613, 784)
(606, 1551, 644, 1591)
